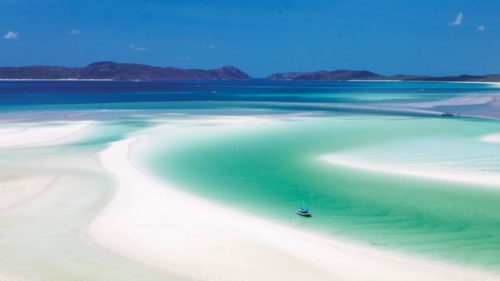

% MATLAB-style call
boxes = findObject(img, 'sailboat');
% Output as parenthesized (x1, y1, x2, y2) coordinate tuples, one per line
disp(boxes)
(296, 201, 312, 217)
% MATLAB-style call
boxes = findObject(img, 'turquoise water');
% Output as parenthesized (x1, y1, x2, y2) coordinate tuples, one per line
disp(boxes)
(142, 114, 500, 270)
(2, 80, 500, 276)
(0, 80, 497, 113)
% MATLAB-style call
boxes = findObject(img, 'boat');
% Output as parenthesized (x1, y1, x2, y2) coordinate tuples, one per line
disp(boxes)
(441, 112, 456, 117)
(296, 202, 312, 217)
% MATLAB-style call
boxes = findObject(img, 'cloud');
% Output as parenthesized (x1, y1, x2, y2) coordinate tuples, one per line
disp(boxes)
(477, 25, 486, 31)
(130, 44, 147, 51)
(3, 31, 18, 40)
(449, 12, 463, 26)
(70, 29, 81, 35)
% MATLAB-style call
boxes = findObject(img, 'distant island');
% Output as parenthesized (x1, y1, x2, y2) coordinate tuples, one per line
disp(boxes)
(1, 62, 499, 82)
(0, 61, 250, 81)
(268, 70, 500, 82)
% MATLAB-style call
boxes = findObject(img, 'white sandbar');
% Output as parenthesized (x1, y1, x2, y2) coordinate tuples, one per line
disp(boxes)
(481, 134, 500, 143)
(0, 121, 92, 148)
(88, 137, 499, 281)
(322, 154, 500, 188)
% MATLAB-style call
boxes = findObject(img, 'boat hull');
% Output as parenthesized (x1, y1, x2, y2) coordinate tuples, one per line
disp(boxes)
(296, 211, 312, 217)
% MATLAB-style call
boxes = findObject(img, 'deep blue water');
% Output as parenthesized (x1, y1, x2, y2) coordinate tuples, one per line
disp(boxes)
(0, 80, 497, 111)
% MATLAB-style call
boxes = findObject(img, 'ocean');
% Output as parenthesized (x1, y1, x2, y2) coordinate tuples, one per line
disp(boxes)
(1, 80, 500, 275)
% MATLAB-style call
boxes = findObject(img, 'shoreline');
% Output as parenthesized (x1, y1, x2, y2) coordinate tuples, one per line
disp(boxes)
(0, 120, 94, 209)
(0, 79, 113, 81)
(0, 121, 96, 281)
(88, 136, 500, 281)
(481, 133, 500, 143)
(0, 79, 498, 87)
(0, 120, 92, 148)
(322, 154, 500, 189)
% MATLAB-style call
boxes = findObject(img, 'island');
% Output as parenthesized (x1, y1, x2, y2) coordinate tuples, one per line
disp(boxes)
(268, 70, 500, 82)
(0, 61, 250, 81)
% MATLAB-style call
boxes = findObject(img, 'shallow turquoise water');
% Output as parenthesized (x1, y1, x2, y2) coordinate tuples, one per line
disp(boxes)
(2, 80, 500, 281)
(2, 80, 500, 275)
(142, 114, 500, 270)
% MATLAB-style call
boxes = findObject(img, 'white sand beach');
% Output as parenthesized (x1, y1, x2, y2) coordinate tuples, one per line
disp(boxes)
(397, 92, 500, 110)
(0, 271, 14, 281)
(0, 120, 196, 281)
(322, 154, 500, 189)
(0, 121, 89, 280)
(0, 121, 94, 210)
(0, 116, 499, 281)
(0, 121, 92, 148)
(88, 136, 499, 281)
(0, 173, 58, 210)
(481, 133, 500, 143)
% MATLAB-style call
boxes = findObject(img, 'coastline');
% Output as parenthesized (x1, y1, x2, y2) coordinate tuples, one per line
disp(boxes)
(88, 136, 500, 281)
(0, 79, 498, 86)
(0, 79, 113, 81)
(0, 121, 94, 210)
(481, 134, 500, 143)
(0, 82, 498, 279)
(322, 154, 500, 189)
(0, 121, 92, 148)
(0, 121, 95, 281)
(0, 120, 198, 281)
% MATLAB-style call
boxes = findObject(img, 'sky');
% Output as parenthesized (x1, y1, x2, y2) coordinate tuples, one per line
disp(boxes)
(0, 0, 499, 77)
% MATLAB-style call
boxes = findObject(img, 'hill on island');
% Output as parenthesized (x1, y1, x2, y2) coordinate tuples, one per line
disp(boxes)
(268, 70, 500, 82)
(1, 62, 499, 82)
(0, 61, 250, 81)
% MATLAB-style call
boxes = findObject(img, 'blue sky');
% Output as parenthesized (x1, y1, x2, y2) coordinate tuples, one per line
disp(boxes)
(0, 0, 498, 77)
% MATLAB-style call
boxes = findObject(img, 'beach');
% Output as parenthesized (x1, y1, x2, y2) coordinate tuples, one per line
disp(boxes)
(321, 154, 500, 189)
(1, 80, 500, 280)
(1, 117, 498, 281)
(2, 0, 500, 277)
(0, 120, 188, 281)
(87, 133, 498, 281)
(0, 121, 91, 148)
(0, 121, 93, 210)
